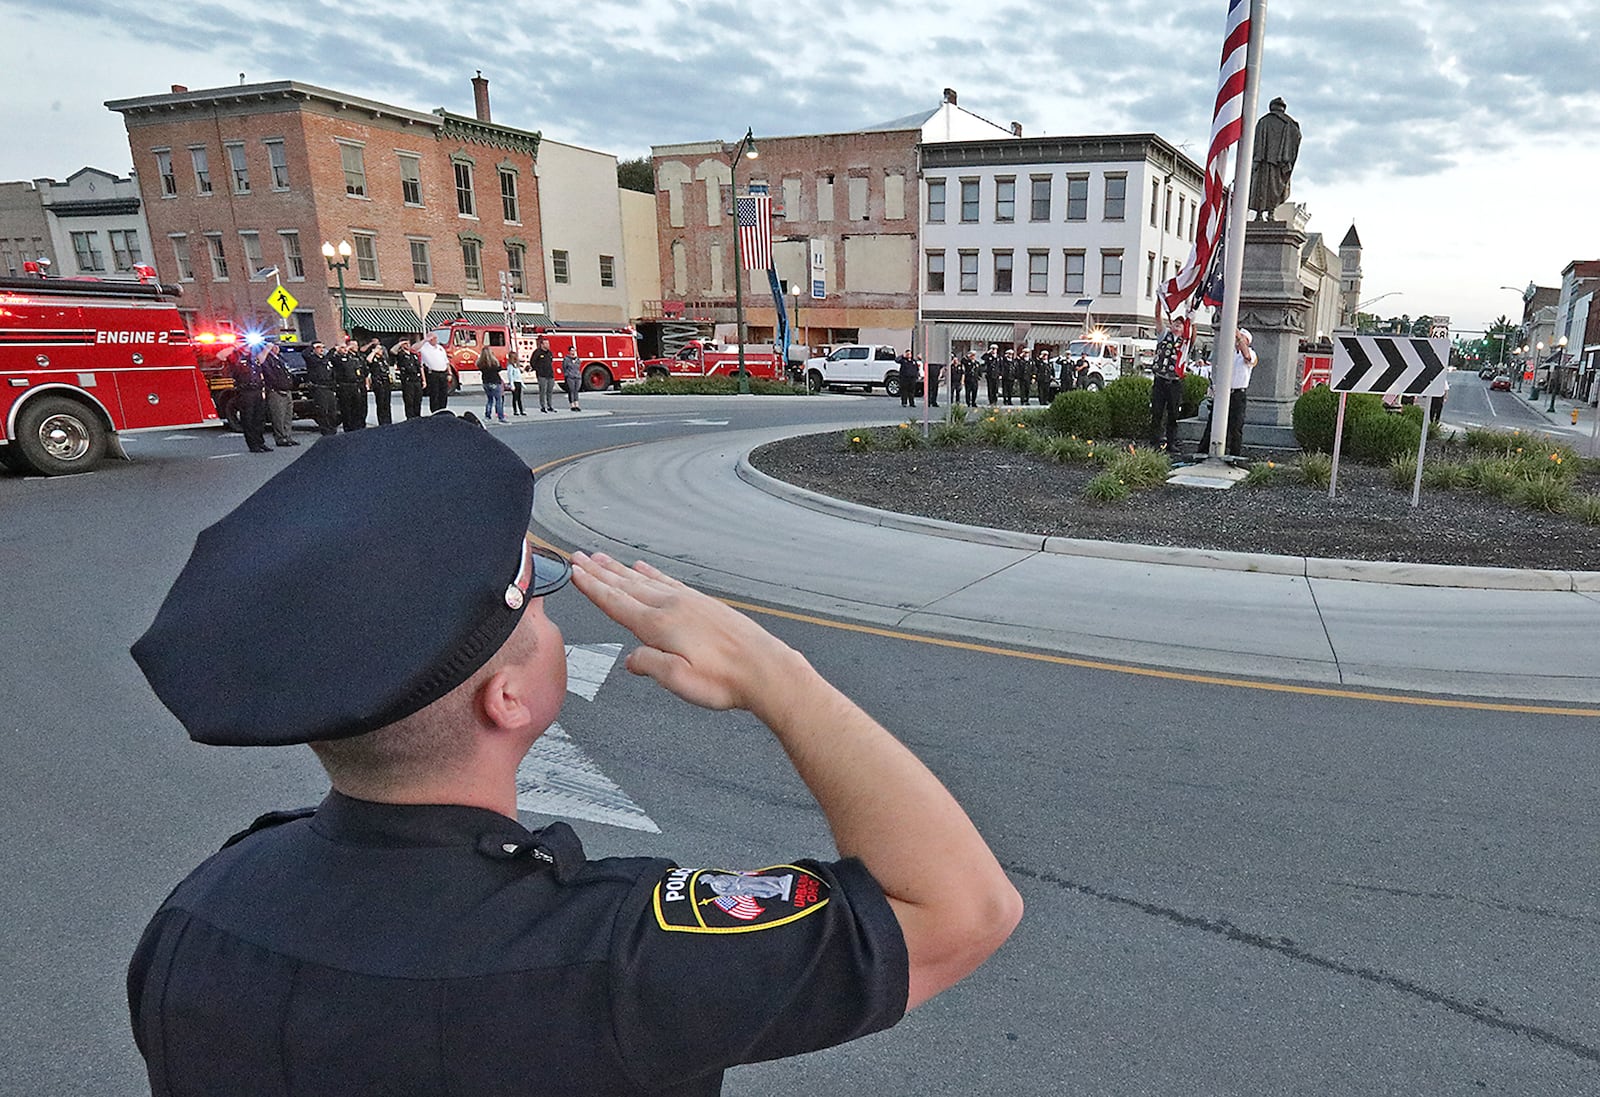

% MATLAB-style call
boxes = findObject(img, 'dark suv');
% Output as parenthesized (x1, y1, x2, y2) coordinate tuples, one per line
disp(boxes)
(205, 342, 316, 431)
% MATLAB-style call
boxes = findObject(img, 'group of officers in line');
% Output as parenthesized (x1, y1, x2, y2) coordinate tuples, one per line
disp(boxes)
(897, 344, 1125, 409)
(223, 333, 457, 452)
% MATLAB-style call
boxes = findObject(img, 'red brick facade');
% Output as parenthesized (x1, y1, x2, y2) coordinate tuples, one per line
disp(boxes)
(107, 82, 545, 343)
(653, 129, 920, 348)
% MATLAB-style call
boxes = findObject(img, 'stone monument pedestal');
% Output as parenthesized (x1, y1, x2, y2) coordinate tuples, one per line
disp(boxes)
(1238, 220, 1310, 449)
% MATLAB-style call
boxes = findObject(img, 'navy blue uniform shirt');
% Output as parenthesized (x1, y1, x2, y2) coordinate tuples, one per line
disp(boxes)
(128, 792, 908, 1095)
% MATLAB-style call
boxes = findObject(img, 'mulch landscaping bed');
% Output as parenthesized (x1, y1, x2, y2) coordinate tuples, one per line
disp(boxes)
(750, 431, 1600, 571)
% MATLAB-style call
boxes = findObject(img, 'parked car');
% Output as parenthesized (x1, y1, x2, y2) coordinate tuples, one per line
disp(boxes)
(1489, 374, 1512, 392)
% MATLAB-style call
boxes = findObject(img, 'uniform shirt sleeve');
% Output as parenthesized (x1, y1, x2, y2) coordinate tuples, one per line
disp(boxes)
(607, 856, 908, 1087)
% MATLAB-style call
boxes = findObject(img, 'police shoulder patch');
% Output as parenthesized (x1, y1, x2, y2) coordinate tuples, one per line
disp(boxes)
(652, 864, 830, 934)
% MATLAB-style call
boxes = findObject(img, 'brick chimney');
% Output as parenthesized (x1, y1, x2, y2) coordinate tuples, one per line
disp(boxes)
(943, 87, 958, 105)
(170, 84, 188, 94)
(1010, 122, 1022, 137)
(471, 71, 491, 122)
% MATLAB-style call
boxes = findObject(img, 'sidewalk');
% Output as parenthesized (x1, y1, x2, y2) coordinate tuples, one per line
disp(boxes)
(533, 423, 1600, 705)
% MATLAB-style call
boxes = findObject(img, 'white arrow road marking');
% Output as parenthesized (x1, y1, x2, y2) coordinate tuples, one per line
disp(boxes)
(599, 421, 651, 428)
(516, 643, 661, 833)
(680, 418, 729, 426)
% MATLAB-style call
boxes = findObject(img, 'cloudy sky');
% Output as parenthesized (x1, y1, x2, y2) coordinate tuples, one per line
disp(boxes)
(8, 0, 1597, 335)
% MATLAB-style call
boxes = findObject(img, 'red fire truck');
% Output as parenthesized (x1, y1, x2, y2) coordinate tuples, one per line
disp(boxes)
(445, 321, 643, 391)
(0, 273, 215, 475)
(637, 339, 784, 382)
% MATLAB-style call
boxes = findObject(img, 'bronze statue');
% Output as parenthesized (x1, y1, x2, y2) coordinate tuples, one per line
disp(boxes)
(1249, 97, 1301, 220)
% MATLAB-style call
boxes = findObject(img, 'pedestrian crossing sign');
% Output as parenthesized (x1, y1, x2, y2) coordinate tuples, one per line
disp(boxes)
(267, 286, 299, 319)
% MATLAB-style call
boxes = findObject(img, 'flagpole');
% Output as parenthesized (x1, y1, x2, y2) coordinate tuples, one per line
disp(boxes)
(1206, 0, 1267, 463)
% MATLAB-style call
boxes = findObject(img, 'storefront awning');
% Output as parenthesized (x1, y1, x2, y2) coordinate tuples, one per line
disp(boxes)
(943, 322, 1012, 343)
(1023, 325, 1079, 344)
(345, 305, 461, 334)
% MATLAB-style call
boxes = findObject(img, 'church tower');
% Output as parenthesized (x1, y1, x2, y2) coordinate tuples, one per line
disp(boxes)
(1338, 224, 1363, 328)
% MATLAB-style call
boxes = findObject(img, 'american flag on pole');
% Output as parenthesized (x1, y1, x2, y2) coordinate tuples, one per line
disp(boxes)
(736, 195, 773, 271)
(1163, 0, 1250, 316)
(713, 894, 765, 920)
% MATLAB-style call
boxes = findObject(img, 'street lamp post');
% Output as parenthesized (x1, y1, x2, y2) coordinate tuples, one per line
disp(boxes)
(789, 281, 803, 385)
(1546, 335, 1569, 412)
(728, 128, 759, 395)
(321, 240, 353, 335)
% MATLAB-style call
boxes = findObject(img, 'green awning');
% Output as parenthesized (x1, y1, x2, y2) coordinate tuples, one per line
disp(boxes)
(944, 322, 1011, 342)
(344, 305, 460, 334)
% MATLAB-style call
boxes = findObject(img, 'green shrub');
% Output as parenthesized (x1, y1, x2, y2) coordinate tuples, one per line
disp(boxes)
(1421, 461, 1470, 490)
(947, 404, 970, 426)
(1349, 412, 1421, 465)
(1083, 470, 1131, 502)
(929, 423, 969, 448)
(976, 411, 1015, 444)
(1399, 404, 1425, 427)
(623, 376, 805, 396)
(1293, 386, 1390, 453)
(843, 428, 878, 452)
(1515, 475, 1571, 514)
(1041, 435, 1093, 463)
(1389, 455, 1418, 489)
(1569, 494, 1600, 525)
(1180, 373, 1210, 419)
(1297, 452, 1332, 488)
(1464, 457, 1519, 497)
(998, 420, 1035, 450)
(1243, 460, 1285, 488)
(1043, 389, 1111, 440)
(888, 423, 926, 450)
(1105, 447, 1171, 488)
(1103, 375, 1155, 439)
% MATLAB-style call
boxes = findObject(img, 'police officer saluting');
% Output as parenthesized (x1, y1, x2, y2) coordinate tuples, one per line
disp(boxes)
(392, 337, 424, 420)
(224, 344, 271, 453)
(982, 344, 1001, 406)
(328, 333, 367, 432)
(363, 338, 394, 426)
(126, 415, 1021, 1096)
(301, 340, 338, 436)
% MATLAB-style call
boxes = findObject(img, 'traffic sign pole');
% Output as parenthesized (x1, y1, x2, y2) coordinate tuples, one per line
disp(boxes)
(1328, 392, 1348, 500)
(1411, 399, 1430, 508)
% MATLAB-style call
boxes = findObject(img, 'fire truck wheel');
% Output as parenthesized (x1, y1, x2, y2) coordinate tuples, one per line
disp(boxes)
(13, 395, 108, 476)
(645, 367, 670, 382)
(581, 364, 612, 392)
(1085, 374, 1105, 391)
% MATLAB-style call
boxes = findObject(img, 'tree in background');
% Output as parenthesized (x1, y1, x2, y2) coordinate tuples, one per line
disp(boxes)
(617, 157, 654, 194)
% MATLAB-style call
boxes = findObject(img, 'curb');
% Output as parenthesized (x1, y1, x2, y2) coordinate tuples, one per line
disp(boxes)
(735, 452, 1600, 592)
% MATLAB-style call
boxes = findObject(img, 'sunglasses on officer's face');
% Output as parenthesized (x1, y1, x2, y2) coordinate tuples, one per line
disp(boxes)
(503, 534, 573, 609)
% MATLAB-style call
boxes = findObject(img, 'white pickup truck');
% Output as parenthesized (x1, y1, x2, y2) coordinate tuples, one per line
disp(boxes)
(802, 344, 916, 397)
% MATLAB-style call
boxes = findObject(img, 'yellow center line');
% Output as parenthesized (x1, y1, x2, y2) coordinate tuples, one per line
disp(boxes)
(528, 447, 1599, 719)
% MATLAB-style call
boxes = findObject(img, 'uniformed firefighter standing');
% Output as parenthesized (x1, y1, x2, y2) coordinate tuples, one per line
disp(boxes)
(260, 343, 299, 447)
(1016, 348, 1033, 406)
(982, 345, 1000, 406)
(1000, 348, 1017, 405)
(224, 345, 270, 453)
(364, 339, 393, 426)
(962, 351, 980, 407)
(301, 341, 339, 436)
(126, 415, 1022, 1097)
(392, 339, 424, 420)
(328, 335, 367, 432)
(1033, 349, 1055, 406)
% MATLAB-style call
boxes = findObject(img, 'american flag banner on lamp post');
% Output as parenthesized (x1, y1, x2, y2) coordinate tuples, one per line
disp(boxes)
(1163, 0, 1250, 316)
(736, 195, 773, 270)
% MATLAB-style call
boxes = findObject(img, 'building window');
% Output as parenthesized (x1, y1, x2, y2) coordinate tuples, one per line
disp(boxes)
(205, 234, 228, 280)
(847, 175, 868, 220)
(1176, 195, 1186, 239)
(226, 143, 250, 194)
(993, 251, 1013, 294)
(454, 161, 476, 217)
(1100, 250, 1123, 295)
(926, 178, 946, 222)
(399, 154, 423, 206)
(958, 250, 978, 293)
(265, 140, 289, 189)
(995, 177, 1015, 223)
(408, 239, 432, 285)
(190, 147, 212, 195)
(340, 143, 366, 197)
(1066, 175, 1088, 221)
(926, 250, 945, 293)
(599, 254, 616, 288)
(1164, 187, 1172, 231)
(1064, 250, 1086, 295)
(552, 249, 569, 284)
(70, 231, 105, 273)
(1030, 176, 1051, 221)
(1146, 252, 1157, 298)
(499, 169, 519, 222)
(1151, 179, 1160, 226)
(959, 179, 979, 222)
(1028, 250, 1048, 294)
(170, 234, 193, 280)
(109, 229, 143, 270)
(461, 239, 483, 291)
(506, 243, 526, 293)
(155, 150, 176, 197)
(1104, 174, 1127, 221)
(353, 233, 379, 282)
(279, 231, 305, 280)
(239, 231, 266, 278)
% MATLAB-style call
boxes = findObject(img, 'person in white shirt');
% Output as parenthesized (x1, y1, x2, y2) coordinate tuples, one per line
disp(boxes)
(1224, 328, 1257, 457)
(412, 333, 453, 412)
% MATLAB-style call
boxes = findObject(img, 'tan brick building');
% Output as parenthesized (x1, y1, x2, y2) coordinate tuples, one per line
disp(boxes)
(106, 77, 547, 342)
(652, 90, 1015, 355)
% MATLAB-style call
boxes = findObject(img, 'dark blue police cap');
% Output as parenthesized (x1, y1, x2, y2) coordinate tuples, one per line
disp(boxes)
(132, 415, 571, 746)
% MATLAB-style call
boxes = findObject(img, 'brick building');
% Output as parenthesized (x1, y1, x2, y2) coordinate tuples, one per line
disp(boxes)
(106, 76, 549, 341)
(652, 90, 1014, 354)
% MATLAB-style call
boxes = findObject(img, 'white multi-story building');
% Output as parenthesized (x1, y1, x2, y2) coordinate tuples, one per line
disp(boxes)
(535, 138, 634, 325)
(918, 134, 1202, 356)
(39, 168, 154, 281)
